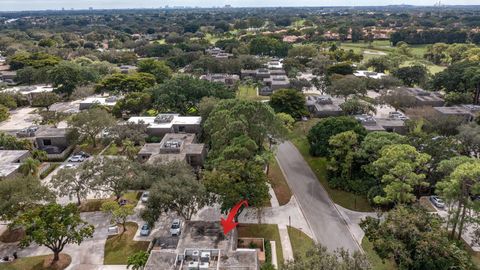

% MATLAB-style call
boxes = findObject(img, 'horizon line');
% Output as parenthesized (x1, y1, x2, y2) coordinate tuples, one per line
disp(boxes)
(1, 4, 479, 13)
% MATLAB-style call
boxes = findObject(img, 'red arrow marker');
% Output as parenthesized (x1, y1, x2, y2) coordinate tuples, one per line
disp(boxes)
(221, 200, 248, 235)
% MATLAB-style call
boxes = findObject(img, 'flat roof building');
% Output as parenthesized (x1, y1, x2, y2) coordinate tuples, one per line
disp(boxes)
(306, 95, 343, 117)
(355, 114, 407, 134)
(79, 96, 119, 110)
(433, 104, 480, 122)
(145, 221, 259, 270)
(128, 114, 202, 138)
(398, 87, 445, 107)
(137, 133, 206, 167)
(0, 150, 30, 178)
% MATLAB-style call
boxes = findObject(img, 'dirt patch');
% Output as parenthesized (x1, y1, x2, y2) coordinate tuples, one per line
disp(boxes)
(42, 254, 72, 270)
(0, 228, 25, 243)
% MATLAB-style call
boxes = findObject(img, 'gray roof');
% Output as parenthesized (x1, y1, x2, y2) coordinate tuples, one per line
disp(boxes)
(0, 150, 29, 164)
(35, 128, 68, 138)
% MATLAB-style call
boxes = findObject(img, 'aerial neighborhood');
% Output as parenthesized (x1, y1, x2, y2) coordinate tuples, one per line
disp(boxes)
(1, 4, 480, 270)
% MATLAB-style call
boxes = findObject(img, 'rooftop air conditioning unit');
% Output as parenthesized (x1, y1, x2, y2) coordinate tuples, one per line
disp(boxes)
(200, 252, 211, 263)
(188, 261, 199, 270)
(199, 262, 209, 269)
(192, 250, 200, 261)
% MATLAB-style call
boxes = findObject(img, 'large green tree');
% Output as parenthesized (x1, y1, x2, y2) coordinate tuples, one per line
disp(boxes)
(269, 89, 308, 119)
(137, 58, 172, 83)
(308, 116, 367, 157)
(0, 175, 53, 222)
(14, 203, 94, 262)
(360, 206, 474, 270)
(282, 245, 370, 270)
(369, 144, 431, 204)
(68, 107, 116, 147)
(150, 75, 233, 115)
(436, 158, 480, 240)
(142, 161, 208, 225)
(327, 76, 367, 101)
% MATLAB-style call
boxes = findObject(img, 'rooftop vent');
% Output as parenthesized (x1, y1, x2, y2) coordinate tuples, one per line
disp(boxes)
(154, 114, 175, 124)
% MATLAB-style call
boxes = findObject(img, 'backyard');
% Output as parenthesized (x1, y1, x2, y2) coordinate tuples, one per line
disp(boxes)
(103, 222, 149, 265)
(237, 224, 284, 267)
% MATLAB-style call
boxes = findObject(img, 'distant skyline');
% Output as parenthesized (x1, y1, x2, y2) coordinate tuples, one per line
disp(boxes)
(0, 0, 477, 11)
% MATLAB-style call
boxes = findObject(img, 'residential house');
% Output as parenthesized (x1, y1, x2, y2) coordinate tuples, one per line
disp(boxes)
(79, 96, 119, 110)
(137, 133, 206, 167)
(145, 221, 259, 270)
(200, 74, 239, 87)
(353, 70, 387, 79)
(306, 95, 343, 117)
(127, 114, 202, 138)
(35, 128, 70, 154)
(399, 87, 445, 107)
(355, 114, 407, 134)
(433, 104, 480, 122)
(0, 150, 30, 178)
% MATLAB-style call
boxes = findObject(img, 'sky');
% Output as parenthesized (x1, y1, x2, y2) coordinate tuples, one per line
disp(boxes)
(0, 0, 476, 11)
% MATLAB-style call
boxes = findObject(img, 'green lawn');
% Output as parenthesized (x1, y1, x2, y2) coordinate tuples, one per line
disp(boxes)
(290, 119, 373, 212)
(79, 192, 140, 212)
(268, 159, 293, 206)
(237, 224, 284, 266)
(1, 254, 71, 270)
(362, 238, 396, 270)
(287, 226, 315, 260)
(400, 60, 445, 75)
(104, 222, 150, 264)
(236, 85, 270, 101)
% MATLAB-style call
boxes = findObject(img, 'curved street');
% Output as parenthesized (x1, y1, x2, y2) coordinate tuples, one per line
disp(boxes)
(276, 141, 361, 252)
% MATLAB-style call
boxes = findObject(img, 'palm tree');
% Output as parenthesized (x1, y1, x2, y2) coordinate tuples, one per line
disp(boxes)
(122, 139, 137, 161)
(19, 157, 41, 177)
(31, 149, 48, 161)
(127, 251, 149, 270)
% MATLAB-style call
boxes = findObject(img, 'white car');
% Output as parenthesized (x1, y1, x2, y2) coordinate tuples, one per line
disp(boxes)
(170, 219, 182, 236)
(141, 191, 149, 203)
(430, 196, 445, 209)
(68, 155, 85, 162)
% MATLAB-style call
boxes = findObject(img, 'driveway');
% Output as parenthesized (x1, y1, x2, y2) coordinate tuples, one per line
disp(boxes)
(276, 141, 360, 252)
(2, 212, 111, 270)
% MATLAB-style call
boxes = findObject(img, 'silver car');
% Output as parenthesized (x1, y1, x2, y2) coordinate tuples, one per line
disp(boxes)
(430, 196, 445, 209)
(170, 219, 182, 236)
(140, 224, 151, 236)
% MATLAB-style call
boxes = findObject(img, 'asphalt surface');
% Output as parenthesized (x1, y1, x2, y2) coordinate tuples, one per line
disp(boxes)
(276, 141, 360, 252)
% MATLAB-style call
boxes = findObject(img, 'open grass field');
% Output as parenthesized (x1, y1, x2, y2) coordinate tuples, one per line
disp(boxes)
(287, 226, 315, 260)
(103, 222, 149, 264)
(237, 224, 284, 266)
(290, 119, 373, 212)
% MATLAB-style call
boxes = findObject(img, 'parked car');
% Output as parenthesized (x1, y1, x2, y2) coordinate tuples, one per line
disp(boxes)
(68, 155, 85, 162)
(76, 151, 91, 158)
(141, 191, 149, 203)
(64, 164, 77, 169)
(170, 219, 182, 236)
(430, 196, 445, 209)
(140, 224, 151, 236)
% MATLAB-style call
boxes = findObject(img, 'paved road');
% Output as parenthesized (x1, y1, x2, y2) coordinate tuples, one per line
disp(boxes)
(276, 141, 360, 252)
